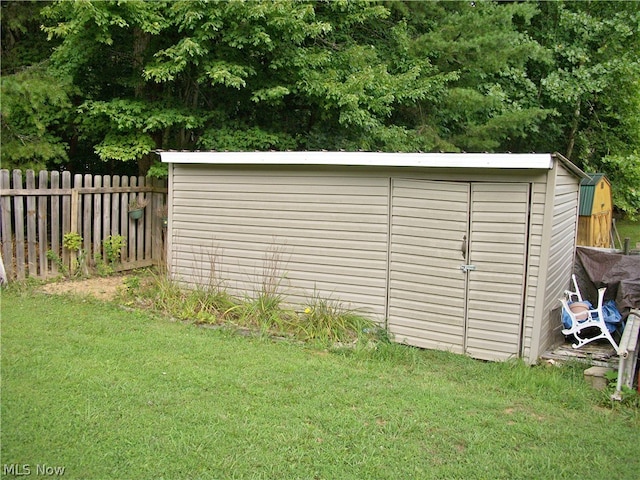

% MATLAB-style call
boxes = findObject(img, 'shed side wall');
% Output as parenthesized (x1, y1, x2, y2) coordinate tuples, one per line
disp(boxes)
(170, 165, 390, 321)
(520, 181, 547, 361)
(539, 163, 581, 355)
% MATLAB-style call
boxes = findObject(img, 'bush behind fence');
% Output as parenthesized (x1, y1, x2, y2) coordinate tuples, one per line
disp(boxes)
(0, 169, 167, 280)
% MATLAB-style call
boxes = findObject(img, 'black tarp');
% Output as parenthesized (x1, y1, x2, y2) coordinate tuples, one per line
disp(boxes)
(574, 247, 640, 321)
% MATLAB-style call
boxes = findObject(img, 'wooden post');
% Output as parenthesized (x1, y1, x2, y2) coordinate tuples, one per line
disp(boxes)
(83, 174, 92, 266)
(93, 175, 102, 263)
(0, 170, 14, 279)
(120, 176, 129, 262)
(25, 170, 37, 277)
(61, 172, 71, 272)
(50, 171, 60, 276)
(38, 171, 49, 277)
(13, 170, 25, 280)
(70, 186, 79, 274)
(128, 176, 138, 261)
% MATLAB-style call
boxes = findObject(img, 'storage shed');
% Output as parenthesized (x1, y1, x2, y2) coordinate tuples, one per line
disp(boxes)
(577, 174, 612, 248)
(160, 151, 586, 363)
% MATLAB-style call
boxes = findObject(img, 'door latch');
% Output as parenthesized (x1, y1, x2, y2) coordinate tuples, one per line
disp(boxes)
(459, 264, 476, 273)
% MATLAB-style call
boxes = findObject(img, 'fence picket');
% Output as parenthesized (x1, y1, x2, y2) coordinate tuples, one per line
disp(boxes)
(12, 170, 26, 279)
(50, 171, 61, 276)
(120, 176, 129, 262)
(128, 176, 138, 261)
(93, 175, 102, 263)
(26, 171, 37, 277)
(62, 172, 71, 270)
(0, 170, 13, 279)
(103, 175, 111, 262)
(38, 171, 49, 276)
(0, 169, 167, 280)
(83, 174, 92, 262)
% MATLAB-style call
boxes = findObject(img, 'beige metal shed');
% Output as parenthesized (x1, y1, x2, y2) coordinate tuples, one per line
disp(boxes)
(160, 151, 586, 363)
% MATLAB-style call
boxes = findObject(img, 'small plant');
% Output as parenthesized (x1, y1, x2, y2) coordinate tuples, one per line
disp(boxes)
(103, 235, 126, 265)
(128, 196, 149, 211)
(604, 370, 640, 408)
(63, 232, 87, 277)
(63, 232, 83, 252)
(296, 290, 376, 344)
(46, 250, 69, 277)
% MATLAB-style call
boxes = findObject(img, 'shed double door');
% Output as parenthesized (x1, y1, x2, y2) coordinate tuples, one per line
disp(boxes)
(388, 179, 530, 361)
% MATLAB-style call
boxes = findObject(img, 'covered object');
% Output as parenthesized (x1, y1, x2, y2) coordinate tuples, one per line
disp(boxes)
(160, 151, 586, 363)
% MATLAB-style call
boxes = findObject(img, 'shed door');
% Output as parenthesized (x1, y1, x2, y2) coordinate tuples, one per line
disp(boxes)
(388, 180, 529, 360)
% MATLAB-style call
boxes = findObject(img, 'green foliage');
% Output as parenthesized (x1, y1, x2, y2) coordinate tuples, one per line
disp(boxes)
(0, 65, 74, 170)
(102, 235, 126, 265)
(62, 232, 82, 252)
(297, 291, 375, 345)
(2, 0, 639, 216)
(596, 154, 640, 219)
(45, 250, 69, 278)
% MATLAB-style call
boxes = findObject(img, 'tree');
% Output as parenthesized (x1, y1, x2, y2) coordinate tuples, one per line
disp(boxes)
(389, 0, 553, 153)
(0, 0, 73, 171)
(2, 0, 638, 216)
(529, 0, 640, 216)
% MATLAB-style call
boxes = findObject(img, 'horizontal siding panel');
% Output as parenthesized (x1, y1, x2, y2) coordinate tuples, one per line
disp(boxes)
(173, 197, 387, 215)
(174, 222, 388, 244)
(389, 327, 464, 353)
(174, 190, 388, 205)
(174, 205, 388, 224)
(466, 309, 521, 325)
(391, 205, 468, 222)
(175, 236, 387, 263)
(174, 213, 387, 234)
(467, 321, 518, 344)
(174, 174, 385, 186)
(174, 228, 388, 252)
(174, 181, 388, 196)
(389, 283, 466, 309)
(468, 288, 524, 305)
(389, 316, 464, 335)
(391, 270, 464, 289)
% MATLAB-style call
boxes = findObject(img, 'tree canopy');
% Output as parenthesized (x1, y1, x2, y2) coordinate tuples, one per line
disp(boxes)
(1, 0, 639, 215)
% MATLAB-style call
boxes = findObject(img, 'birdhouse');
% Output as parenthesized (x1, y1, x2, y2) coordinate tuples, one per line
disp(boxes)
(577, 174, 612, 248)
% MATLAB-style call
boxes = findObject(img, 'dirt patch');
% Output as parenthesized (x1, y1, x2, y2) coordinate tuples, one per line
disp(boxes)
(40, 276, 127, 301)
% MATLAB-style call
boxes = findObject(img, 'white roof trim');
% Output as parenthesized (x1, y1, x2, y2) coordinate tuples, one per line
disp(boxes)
(159, 151, 555, 169)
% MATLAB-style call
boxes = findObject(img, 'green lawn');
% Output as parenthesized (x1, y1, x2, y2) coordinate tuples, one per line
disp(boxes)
(615, 217, 640, 248)
(1, 289, 639, 479)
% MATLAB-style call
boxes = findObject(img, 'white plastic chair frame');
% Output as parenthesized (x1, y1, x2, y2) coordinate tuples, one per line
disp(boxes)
(560, 274, 620, 354)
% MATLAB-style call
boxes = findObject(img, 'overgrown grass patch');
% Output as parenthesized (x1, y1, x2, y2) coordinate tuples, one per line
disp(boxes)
(2, 288, 639, 479)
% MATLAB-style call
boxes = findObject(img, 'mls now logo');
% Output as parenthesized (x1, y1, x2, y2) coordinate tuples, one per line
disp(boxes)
(3, 463, 66, 476)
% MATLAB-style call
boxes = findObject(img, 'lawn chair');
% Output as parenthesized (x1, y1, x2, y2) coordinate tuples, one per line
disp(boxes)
(560, 274, 620, 354)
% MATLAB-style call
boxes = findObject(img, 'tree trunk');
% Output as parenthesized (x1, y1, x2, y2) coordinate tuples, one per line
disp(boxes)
(565, 98, 581, 161)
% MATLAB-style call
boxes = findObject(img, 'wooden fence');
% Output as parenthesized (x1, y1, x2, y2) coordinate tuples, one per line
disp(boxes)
(0, 169, 167, 280)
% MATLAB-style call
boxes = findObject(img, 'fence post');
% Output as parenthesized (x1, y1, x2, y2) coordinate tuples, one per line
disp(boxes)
(50, 171, 60, 276)
(0, 170, 14, 279)
(70, 186, 79, 272)
(12, 170, 25, 280)
(25, 170, 37, 277)
(61, 172, 71, 271)
(38, 171, 49, 277)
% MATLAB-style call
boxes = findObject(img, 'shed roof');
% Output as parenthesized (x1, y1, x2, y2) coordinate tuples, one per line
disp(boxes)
(160, 151, 581, 172)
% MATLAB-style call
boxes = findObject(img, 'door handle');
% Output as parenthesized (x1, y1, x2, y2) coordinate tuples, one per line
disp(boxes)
(461, 235, 467, 259)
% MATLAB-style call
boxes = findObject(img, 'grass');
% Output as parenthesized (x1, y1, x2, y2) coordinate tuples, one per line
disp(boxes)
(615, 217, 640, 247)
(2, 287, 640, 479)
